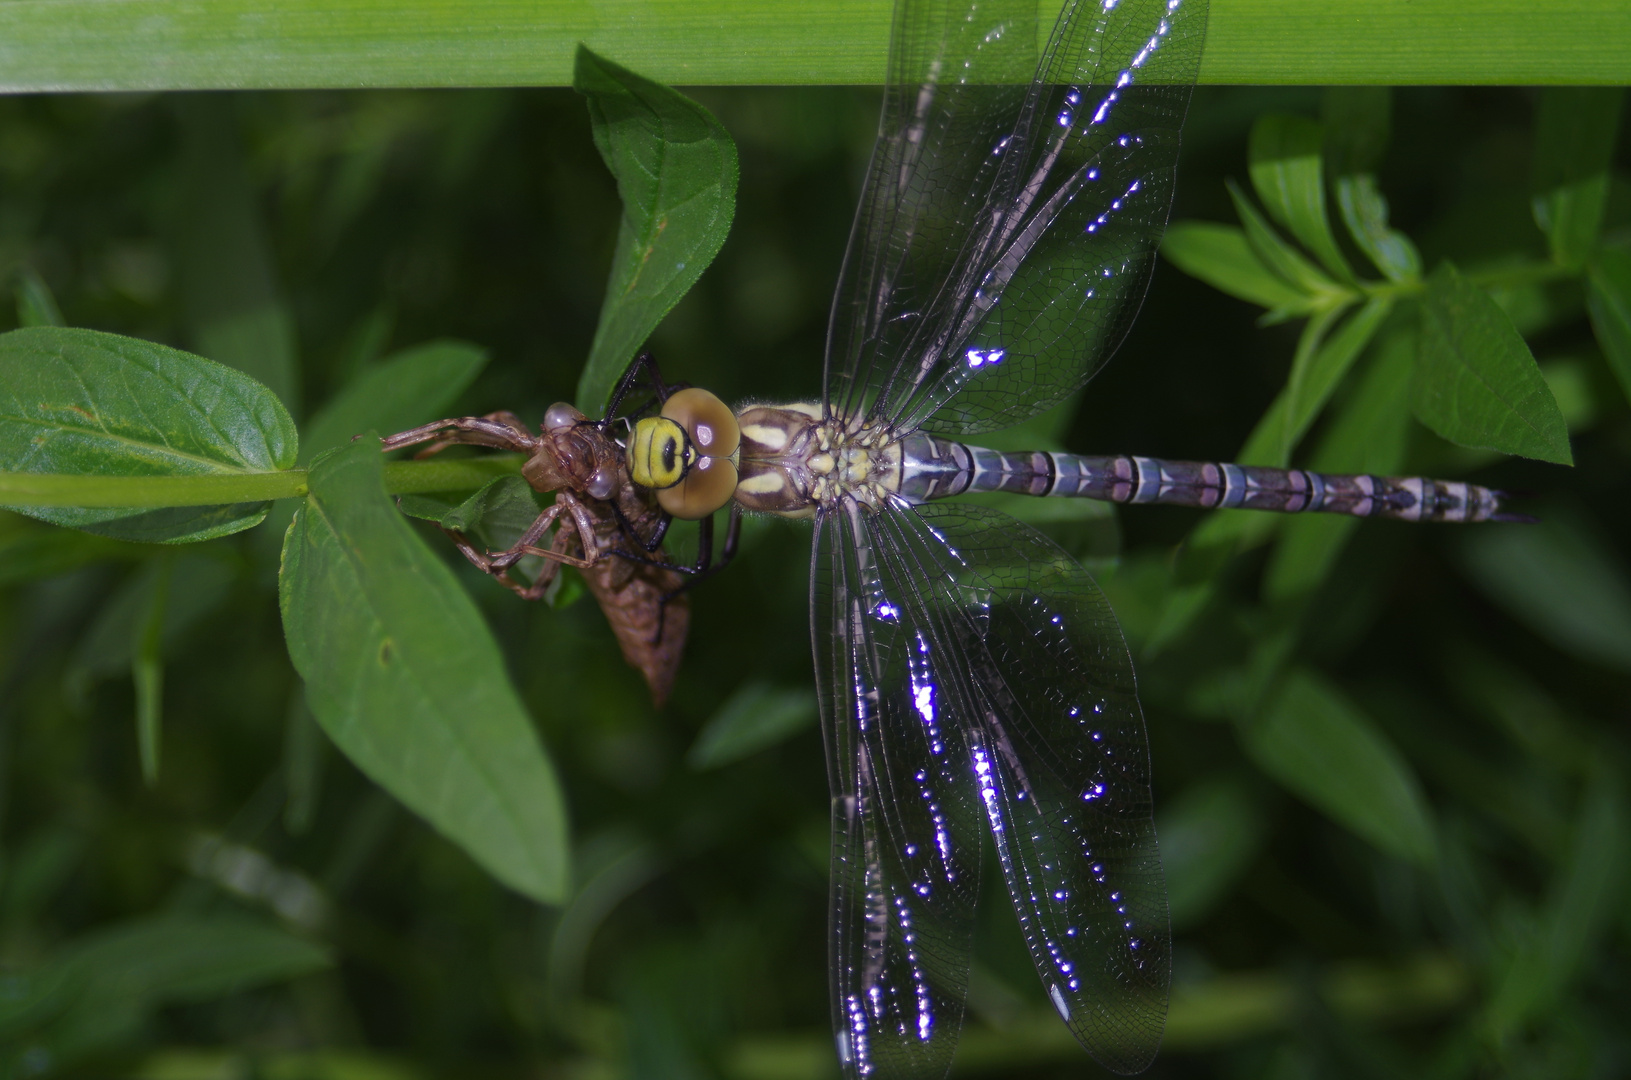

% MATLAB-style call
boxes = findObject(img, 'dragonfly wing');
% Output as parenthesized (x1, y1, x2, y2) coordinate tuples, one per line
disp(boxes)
(824, 0, 1207, 438)
(814, 505, 985, 1080)
(865, 500, 1170, 1073)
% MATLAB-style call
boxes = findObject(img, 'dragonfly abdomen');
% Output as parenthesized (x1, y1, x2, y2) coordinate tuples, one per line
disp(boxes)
(901, 436, 1506, 523)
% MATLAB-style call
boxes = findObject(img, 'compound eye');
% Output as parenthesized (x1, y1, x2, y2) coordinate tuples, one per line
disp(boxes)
(656, 453, 738, 520)
(661, 387, 740, 459)
(627, 417, 688, 489)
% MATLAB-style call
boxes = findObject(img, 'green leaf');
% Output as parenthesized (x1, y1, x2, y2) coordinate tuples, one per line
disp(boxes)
(1248, 114, 1354, 282)
(1334, 174, 1421, 283)
(1586, 246, 1631, 405)
(0, 913, 329, 1068)
(1265, 331, 1413, 606)
(279, 437, 570, 903)
(301, 339, 489, 464)
(687, 681, 817, 770)
(172, 96, 300, 414)
(1487, 771, 1627, 1038)
(1226, 179, 1342, 302)
(14, 267, 64, 328)
(0, 326, 299, 542)
(1158, 777, 1265, 930)
(436, 475, 548, 542)
(1460, 510, 1631, 673)
(1321, 87, 1391, 177)
(573, 45, 738, 414)
(1241, 669, 1436, 865)
(1412, 261, 1572, 465)
(1531, 88, 1625, 270)
(1161, 222, 1317, 316)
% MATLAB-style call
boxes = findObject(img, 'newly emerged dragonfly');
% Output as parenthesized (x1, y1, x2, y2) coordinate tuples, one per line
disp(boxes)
(607, 0, 1515, 1076)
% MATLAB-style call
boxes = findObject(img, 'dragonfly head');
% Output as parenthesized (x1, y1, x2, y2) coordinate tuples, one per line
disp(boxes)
(627, 387, 741, 520)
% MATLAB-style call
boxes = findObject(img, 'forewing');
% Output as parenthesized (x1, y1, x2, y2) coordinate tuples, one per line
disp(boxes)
(813, 505, 984, 1080)
(865, 501, 1170, 1074)
(824, 0, 1207, 437)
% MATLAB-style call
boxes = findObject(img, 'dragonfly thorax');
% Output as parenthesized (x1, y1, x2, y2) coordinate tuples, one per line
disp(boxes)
(734, 402, 903, 518)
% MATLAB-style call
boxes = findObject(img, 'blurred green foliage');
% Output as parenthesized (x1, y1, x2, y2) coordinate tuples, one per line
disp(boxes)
(0, 80, 1627, 1080)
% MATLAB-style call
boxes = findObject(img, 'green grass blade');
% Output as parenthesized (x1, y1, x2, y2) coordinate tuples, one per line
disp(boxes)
(0, 1, 1625, 89)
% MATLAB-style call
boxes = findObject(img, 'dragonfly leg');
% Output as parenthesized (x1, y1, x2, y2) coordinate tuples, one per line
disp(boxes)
(440, 494, 602, 602)
(602, 350, 692, 422)
(437, 525, 569, 601)
(378, 412, 536, 456)
(644, 505, 744, 643)
(605, 496, 673, 554)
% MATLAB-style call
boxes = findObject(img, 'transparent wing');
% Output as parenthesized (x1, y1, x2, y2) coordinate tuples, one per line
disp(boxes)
(823, 0, 1208, 437)
(817, 499, 1169, 1076)
(814, 504, 985, 1080)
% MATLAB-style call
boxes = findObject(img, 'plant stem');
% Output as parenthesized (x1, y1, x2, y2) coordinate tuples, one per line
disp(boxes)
(0, 456, 522, 509)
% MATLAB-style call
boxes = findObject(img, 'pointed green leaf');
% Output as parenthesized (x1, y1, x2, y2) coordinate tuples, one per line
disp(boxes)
(1241, 669, 1436, 865)
(573, 45, 738, 414)
(687, 681, 817, 770)
(1248, 114, 1354, 282)
(1587, 246, 1631, 405)
(14, 268, 64, 328)
(301, 339, 489, 463)
(1161, 222, 1317, 315)
(1265, 332, 1413, 606)
(1461, 510, 1631, 673)
(172, 95, 300, 413)
(1158, 778, 1265, 929)
(1413, 262, 1572, 465)
(1283, 296, 1392, 459)
(1321, 87, 1391, 178)
(1487, 772, 1627, 1037)
(0, 327, 297, 542)
(1531, 88, 1625, 270)
(1334, 174, 1421, 284)
(280, 437, 569, 903)
(1226, 179, 1341, 301)
(0, 914, 329, 1069)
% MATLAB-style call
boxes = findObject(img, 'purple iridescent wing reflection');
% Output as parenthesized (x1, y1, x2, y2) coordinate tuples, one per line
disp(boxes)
(823, 0, 1207, 438)
(814, 502, 1168, 1078)
(813, 502, 985, 1079)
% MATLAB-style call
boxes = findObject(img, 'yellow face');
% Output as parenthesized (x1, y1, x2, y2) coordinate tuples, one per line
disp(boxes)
(625, 387, 741, 520)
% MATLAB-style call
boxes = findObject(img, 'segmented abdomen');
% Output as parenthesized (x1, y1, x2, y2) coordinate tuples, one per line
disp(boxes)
(898, 436, 1505, 523)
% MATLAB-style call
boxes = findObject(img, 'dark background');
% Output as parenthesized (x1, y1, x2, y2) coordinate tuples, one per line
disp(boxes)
(0, 84, 1626, 1078)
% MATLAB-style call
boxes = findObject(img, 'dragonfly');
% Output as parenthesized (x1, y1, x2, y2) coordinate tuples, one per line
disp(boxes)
(379, 404, 690, 706)
(605, 0, 1516, 1076)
